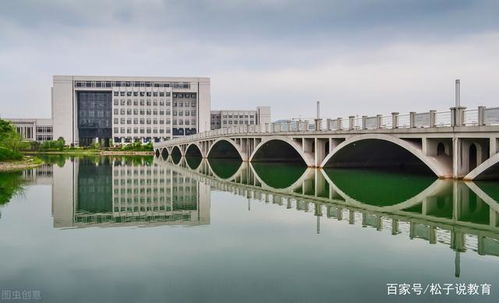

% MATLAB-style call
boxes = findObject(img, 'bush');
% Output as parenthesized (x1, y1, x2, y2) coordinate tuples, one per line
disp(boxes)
(40, 137, 65, 151)
(0, 147, 23, 161)
(121, 141, 153, 151)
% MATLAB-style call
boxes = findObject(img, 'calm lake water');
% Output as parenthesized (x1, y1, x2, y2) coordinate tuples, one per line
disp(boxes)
(0, 155, 498, 303)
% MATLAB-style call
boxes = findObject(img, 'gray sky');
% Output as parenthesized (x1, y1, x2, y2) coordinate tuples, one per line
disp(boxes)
(1, 0, 499, 120)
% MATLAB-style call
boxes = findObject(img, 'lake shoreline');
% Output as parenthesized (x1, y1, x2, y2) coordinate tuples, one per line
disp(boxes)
(0, 156, 44, 172)
(25, 150, 154, 156)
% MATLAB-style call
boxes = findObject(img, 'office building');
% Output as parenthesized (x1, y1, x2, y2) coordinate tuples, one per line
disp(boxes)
(52, 75, 211, 146)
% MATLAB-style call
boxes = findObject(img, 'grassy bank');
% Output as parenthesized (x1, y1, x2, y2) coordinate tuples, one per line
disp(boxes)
(25, 141, 154, 156)
(26, 149, 153, 156)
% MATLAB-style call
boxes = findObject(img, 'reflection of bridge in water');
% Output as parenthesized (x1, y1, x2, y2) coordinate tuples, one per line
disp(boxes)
(18, 156, 499, 276)
(155, 156, 499, 277)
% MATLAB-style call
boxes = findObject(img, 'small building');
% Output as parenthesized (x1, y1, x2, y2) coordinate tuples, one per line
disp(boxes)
(5, 118, 53, 142)
(210, 106, 271, 130)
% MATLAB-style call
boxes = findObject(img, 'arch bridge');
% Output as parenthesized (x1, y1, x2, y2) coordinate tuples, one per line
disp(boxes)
(154, 106, 499, 180)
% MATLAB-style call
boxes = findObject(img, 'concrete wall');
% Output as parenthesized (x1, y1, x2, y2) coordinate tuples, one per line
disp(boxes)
(52, 75, 75, 144)
(198, 78, 211, 133)
(257, 106, 271, 125)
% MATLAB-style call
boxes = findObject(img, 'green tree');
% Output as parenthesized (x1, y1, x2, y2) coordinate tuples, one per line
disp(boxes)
(0, 119, 27, 153)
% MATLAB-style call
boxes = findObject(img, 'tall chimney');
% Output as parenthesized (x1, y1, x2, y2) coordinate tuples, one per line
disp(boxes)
(316, 101, 320, 119)
(455, 79, 461, 108)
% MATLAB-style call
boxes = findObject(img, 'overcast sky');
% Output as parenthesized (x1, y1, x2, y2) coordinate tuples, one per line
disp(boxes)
(1, 0, 498, 120)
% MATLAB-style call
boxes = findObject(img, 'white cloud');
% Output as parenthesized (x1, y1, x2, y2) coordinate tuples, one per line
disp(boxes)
(0, 1, 498, 120)
(212, 32, 499, 119)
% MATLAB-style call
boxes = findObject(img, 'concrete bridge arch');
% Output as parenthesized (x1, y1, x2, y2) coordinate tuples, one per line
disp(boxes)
(464, 153, 499, 180)
(185, 142, 204, 158)
(249, 137, 314, 166)
(207, 138, 247, 160)
(319, 134, 452, 178)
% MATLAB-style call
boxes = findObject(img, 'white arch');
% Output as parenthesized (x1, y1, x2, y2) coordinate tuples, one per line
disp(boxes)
(464, 152, 499, 180)
(207, 138, 246, 160)
(249, 137, 314, 166)
(319, 134, 451, 178)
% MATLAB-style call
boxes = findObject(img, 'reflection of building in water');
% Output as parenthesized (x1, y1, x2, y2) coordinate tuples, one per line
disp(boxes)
(52, 157, 210, 228)
(21, 164, 53, 185)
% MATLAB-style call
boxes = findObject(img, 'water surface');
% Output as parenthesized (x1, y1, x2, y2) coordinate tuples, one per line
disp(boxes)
(0, 156, 498, 303)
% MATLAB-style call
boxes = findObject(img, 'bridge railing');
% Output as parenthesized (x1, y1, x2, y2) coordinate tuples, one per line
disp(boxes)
(464, 109, 479, 126)
(435, 111, 452, 127)
(156, 106, 499, 146)
(398, 113, 411, 128)
(484, 107, 499, 125)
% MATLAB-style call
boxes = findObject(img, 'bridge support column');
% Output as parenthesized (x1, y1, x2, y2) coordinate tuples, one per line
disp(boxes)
(490, 137, 498, 158)
(314, 138, 328, 167)
(453, 137, 463, 178)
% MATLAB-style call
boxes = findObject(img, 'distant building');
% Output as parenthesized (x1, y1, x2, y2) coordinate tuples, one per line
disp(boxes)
(5, 118, 53, 142)
(210, 106, 271, 130)
(272, 118, 316, 131)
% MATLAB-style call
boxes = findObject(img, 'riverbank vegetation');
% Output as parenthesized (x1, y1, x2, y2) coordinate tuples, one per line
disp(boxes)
(1, 118, 153, 164)
(25, 138, 153, 154)
(0, 171, 25, 205)
(0, 119, 43, 172)
(0, 119, 26, 161)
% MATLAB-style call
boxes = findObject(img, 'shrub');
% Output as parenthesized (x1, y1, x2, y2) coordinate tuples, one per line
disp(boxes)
(121, 141, 153, 151)
(40, 137, 65, 151)
(0, 147, 23, 161)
